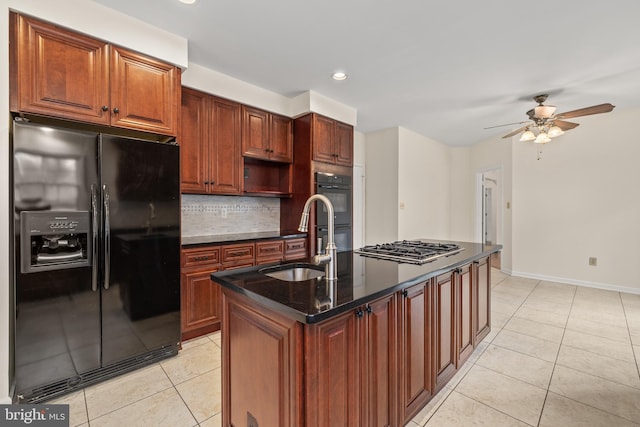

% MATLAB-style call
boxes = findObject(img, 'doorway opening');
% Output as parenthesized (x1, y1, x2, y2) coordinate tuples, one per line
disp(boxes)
(477, 168, 502, 269)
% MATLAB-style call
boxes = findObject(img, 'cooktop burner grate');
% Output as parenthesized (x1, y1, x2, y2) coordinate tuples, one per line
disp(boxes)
(355, 240, 463, 264)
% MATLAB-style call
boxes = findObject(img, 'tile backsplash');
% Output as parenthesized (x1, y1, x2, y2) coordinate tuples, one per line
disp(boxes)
(181, 195, 280, 237)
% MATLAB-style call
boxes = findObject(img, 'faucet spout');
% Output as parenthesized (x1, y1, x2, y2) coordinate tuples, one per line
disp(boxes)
(298, 194, 337, 281)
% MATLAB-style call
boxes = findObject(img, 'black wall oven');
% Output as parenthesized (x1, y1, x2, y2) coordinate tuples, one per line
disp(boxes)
(315, 172, 352, 251)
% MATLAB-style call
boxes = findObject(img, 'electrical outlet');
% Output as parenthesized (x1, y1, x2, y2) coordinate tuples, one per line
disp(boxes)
(589, 257, 597, 266)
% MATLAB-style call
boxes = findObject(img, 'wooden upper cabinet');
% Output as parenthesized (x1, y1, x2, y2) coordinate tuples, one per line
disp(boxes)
(109, 46, 180, 135)
(335, 121, 355, 166)
(180, 87, 209, 193)
(310, 114, 354, 166)
(210, 97, 243, 194)
(179, 88, 242, 195)
(10, 13, 180, 136)
(312, 114, 337, 164)
(242, 106, 293, 163)
(11, 13, 110, 125)
(269, 113, 294, 162)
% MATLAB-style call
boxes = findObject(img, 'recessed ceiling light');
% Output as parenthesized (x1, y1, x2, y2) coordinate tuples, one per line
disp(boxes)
(178, 0, 197, 4)
(332, 72, 348, 81)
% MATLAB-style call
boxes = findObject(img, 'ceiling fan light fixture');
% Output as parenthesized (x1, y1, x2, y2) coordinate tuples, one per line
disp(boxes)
(520, 129, 536, 141)
(534, 132, 551, 144)
(534, 105, 557, 119)
(548, 125, 565, 137)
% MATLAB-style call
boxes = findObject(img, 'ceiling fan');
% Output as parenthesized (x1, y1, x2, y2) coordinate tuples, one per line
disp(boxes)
(489, 94, 615, 143)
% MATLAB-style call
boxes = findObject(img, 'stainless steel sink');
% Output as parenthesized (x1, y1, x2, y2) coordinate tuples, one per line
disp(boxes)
(260, 264, 325, 282)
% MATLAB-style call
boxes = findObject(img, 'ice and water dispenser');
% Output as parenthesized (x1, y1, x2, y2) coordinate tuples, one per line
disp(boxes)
(20, 211, 91, 273)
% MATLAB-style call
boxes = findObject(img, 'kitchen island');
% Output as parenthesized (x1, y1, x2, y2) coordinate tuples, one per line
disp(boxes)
(211, 240, 500, 427)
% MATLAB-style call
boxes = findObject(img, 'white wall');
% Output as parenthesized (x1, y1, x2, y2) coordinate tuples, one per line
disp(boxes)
(512, 109, 640, 293)
(364, 128, 399, 243)
(397, 127, 452, 240)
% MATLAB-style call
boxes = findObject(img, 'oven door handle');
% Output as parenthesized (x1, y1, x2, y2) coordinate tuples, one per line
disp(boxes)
(91, 184, 99, 292)
(102, 184, 111, 290)
(317, 184, 342, 190)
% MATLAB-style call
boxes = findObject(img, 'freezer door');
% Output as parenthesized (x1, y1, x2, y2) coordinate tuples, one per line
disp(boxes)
(13, 120, 102, 398)
(99, 135, 181, 366)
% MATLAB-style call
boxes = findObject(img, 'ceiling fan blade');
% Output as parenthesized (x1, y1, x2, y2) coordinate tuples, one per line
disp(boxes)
(553, 120, 580, 131)
(484, 120, 530, 130)
(502, 125, 530, 139)
(555, 103, 615, 119)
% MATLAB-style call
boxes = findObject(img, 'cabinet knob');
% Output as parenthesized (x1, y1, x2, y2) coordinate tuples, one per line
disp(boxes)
(355, 309, 364, 318)
(366, 305, 373, 314)
(402, 289, 409, 297)
(113, 107, 119, 114)
(101, 105, 109, 112)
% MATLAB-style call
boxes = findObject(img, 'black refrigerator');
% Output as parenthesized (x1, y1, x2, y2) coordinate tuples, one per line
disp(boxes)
(11, 119, 181, 403)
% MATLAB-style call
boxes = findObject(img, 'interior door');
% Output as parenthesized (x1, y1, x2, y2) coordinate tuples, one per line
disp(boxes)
(99, 135, 181, 366)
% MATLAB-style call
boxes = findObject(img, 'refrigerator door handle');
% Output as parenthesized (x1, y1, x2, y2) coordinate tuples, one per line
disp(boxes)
(91, 184, 99, 292)
(103, 184, 111, 290)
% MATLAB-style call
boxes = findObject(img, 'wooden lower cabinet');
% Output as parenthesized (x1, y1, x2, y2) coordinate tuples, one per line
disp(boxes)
(220, 258, 493, 427)
(433, 271, 457, 392)
(223, 291, 303, 427)
(473, 257, 491, 344)
(180, 246, 222, 341)
(456, 264, 474, 366)
(398, 281, 433, 423)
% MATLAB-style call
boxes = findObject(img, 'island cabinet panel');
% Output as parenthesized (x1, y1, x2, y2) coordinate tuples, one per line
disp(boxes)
(305, 294, 397, 427)
(456, 264, 474, 366)
(433, 271, 457, 392)
(398, 281, 433, 424)
(11, 13, 180, 136)
(473, 257, 491, 344)
(362, 295, 397, 427)
(223, 291, 303, 427)
(305, 309, 361, 427)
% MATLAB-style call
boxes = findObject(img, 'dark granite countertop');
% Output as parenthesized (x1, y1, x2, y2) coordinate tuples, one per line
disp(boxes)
(211, 239, 501, 324)
(181, 231, 306, 246)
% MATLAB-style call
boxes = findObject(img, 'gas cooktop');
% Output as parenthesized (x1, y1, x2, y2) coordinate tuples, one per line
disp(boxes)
(355, 240, 463, 264)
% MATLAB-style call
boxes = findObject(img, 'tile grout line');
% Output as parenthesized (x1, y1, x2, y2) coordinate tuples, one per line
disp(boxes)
(620, 295, 640, 390)
(534, 280, 577, 427)
(421, 275, 541, 427)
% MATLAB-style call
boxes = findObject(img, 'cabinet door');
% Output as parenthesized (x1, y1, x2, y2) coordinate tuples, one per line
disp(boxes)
(334, 121, 354, 167)
(242, 106, 270, 160)
(12, 13, 110, 124)
(181, 267, 221, 339)
(399, 282, 432, 423)
(433, 272, 457, 391)
(305, 310, 361, 427)
(109, 46, 180, 136)
(284, 238, 308, 261)
(365, 295, 397, 427)
(456, 264, 474, 366)
(474, 257, 491, 344)
(255, 240, 284, 265)
(270, 113, 293, 163)
(210, 97, 242, 194)
(180, 88, 209, 193)
(312, 114, 336, 164)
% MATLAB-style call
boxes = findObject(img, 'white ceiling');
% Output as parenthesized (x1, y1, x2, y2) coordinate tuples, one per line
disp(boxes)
(94, 0, 640, 146)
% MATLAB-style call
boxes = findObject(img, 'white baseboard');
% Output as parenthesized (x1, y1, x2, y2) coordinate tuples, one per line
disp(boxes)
(0, 395, 12, 404)
(507, 270, 640, 295)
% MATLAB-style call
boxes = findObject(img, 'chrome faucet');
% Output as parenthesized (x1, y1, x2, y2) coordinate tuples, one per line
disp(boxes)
(298, 194, 337, 282)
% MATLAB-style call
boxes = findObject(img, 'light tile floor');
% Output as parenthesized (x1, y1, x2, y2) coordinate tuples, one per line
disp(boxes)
(50, 269, 640, 426)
